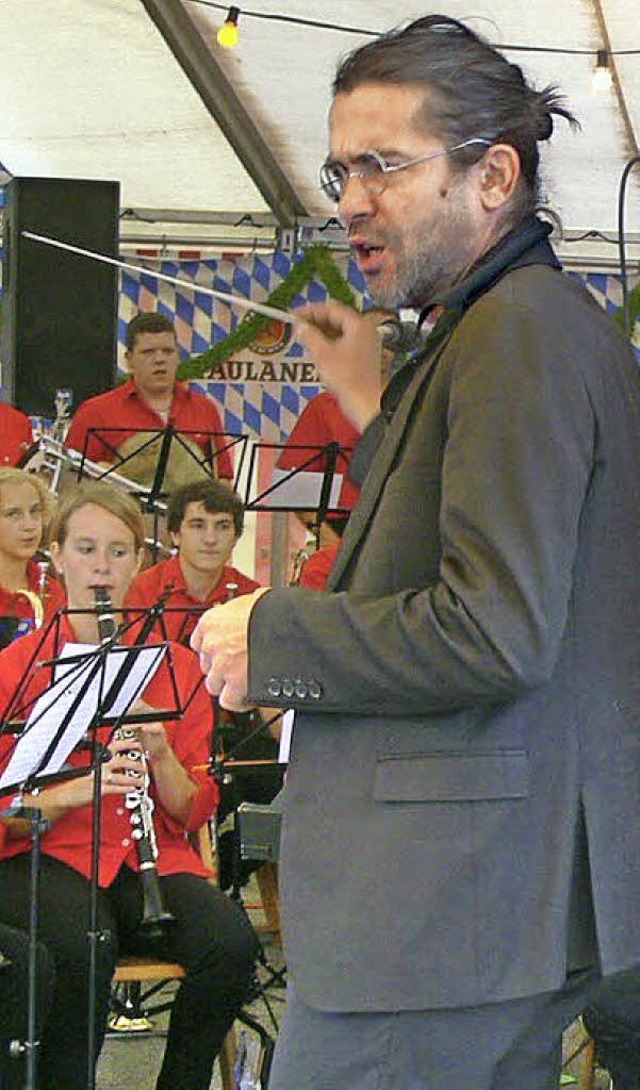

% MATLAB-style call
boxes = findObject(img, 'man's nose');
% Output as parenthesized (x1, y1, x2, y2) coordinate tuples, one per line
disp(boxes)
(339, 175, 376, 227)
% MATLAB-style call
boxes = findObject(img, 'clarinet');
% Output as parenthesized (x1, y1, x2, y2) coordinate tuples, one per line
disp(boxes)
(93, 587, 175, 938)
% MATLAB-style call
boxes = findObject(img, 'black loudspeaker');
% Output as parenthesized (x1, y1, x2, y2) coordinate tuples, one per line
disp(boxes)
(1, 177, 120, 416)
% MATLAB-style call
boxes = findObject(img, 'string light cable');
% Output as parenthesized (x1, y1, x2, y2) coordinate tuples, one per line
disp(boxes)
(185, 1, 640, 62)
(184, 3, 640, 321)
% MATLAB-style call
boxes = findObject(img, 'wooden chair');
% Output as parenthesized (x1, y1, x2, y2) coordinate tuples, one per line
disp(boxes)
(561, 1022, 599, 1090)
(255, 861, 281, 946)
(110, 824, 236, 1090)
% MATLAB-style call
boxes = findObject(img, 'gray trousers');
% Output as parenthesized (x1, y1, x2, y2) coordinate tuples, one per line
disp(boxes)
(269, 969, 602, 1090)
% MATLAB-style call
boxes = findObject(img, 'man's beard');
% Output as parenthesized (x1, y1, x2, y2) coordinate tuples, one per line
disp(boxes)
(369, 185, 476, 310)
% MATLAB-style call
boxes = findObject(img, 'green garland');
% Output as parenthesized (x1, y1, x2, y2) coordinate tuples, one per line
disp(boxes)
(177, 244, 357, 381)
(614, 281, 640, 340)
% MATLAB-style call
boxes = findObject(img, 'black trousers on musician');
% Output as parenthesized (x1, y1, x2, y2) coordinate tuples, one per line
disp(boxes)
(0, 854, 260, 1090)
(0, 922, 56, 1090)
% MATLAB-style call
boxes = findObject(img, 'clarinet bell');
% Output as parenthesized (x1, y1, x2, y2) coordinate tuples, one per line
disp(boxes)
(138, 875, 176, 940)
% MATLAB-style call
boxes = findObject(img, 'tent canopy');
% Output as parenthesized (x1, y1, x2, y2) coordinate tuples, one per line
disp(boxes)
(2, 0, 639, 266)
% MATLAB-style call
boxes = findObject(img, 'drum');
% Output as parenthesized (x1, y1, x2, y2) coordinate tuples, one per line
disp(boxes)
(116, 432, 213, 493)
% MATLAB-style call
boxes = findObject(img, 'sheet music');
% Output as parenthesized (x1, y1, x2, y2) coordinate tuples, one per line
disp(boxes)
(278, 709, 295, 763)
(0, 642, 165, 791)
(267, 469, 343, 509)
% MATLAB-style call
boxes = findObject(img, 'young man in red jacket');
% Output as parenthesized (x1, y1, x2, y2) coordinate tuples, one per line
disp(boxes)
(126, 478, 259, 646)
(65, 312, 233, 481)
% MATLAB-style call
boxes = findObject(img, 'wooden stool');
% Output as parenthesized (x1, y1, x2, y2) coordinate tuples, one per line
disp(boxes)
(562, 1023, 598, 1090)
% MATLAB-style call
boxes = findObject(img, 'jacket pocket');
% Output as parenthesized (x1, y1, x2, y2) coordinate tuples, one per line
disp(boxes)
(373, 750, 529, 802)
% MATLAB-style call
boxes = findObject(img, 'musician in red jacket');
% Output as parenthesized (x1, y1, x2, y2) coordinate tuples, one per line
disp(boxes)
(65, 312, 234, 481)
(0, 468, 66, 647)
(126, 478, 260, 645)
(0, 483, 258, 1090)
(0, 403, 33, 468)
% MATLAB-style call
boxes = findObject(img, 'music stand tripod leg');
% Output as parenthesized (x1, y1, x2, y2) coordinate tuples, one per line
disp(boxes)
(6, 806, 48, 1090)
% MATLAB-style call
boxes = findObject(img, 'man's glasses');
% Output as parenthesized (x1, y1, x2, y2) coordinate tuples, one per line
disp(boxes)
(319, 139, 492, 204)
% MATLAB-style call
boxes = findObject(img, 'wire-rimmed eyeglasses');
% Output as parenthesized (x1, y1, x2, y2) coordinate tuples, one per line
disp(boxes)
(319, 139, 492, 204)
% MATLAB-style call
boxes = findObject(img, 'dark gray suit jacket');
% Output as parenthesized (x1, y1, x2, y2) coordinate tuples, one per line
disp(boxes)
(248, 231, 640, 1013)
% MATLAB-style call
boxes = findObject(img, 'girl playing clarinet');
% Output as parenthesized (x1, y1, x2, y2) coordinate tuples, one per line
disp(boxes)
(0, 482, 258, 1090)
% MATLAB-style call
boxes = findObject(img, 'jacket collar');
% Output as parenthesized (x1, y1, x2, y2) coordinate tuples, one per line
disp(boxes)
(419, 216, 559, 326)
(380, 218, 559, 422)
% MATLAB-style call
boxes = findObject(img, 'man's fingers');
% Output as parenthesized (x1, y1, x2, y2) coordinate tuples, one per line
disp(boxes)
(190, 622, 205, 654)
(218, 679, 251, 713)
(203, 655, 227, 696)
(198, 648, 215, 676)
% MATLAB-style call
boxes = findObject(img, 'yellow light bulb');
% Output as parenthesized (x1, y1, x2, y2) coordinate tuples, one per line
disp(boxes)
(217, 7, 240, 49)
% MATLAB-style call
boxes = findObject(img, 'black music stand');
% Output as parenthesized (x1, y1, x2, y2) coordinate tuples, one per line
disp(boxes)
(243, 441, 353, 590)
(74, 426, 247, 561)
(244, 440, 353, 537)
(0, 612, 179, 1090)
(80, 425, 247, 492)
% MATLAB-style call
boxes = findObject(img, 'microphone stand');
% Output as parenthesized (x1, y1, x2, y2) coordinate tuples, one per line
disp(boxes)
(314, 440, 340, 539)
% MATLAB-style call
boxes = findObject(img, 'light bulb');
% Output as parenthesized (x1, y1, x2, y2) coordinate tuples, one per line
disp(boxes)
(593, 49, 613, 92)
(217, 6, 240, 49)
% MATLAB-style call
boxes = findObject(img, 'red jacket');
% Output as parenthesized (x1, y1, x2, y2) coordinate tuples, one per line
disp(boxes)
(0, 561, 66, 646)
(298, 543, 341, 591)
(125, 555, 260, 645)
(0, 404, 34, 468)
(278, 392, 361, 512)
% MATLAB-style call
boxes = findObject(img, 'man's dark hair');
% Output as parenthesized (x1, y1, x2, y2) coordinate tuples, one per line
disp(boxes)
(334, 15, 577, 222)
(167, 478, 245, 537)
(126, 312, 176, 352)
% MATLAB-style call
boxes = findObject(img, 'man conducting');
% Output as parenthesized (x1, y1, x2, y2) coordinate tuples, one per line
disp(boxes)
(191, 15, 640, 1089)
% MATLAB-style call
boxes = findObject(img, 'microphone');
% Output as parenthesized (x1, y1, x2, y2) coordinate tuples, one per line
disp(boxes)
(377, 318, 404, 353)
(377, 318, 423, 355)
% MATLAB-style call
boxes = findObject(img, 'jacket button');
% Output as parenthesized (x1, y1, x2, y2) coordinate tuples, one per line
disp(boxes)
(282, 678, 295, 699)
(294, 679, 308, 699)
(308, 680, 322, 700)
(266, 677, 282, 698)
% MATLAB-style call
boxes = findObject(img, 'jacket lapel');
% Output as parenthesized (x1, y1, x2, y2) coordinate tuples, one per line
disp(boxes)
(328, 327, 454, 590)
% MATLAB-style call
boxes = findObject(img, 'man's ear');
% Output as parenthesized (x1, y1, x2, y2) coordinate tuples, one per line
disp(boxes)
(169, 530, 180, 550)
(477, 143, 521, 211)
(124, 349, 133, 374)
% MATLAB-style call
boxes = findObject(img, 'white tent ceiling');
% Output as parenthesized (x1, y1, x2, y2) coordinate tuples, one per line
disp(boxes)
(1, 0, 639, 267)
